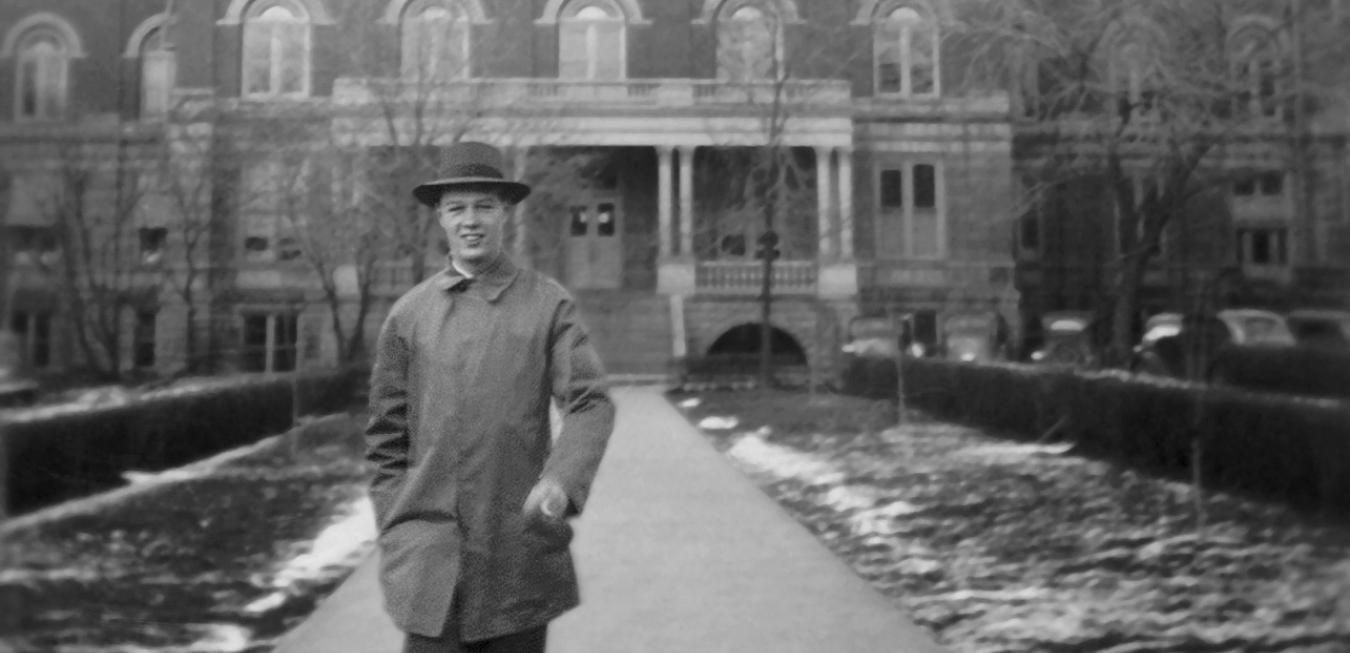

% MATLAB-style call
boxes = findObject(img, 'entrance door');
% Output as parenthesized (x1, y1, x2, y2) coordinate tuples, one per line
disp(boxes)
(566, 198, 622, 289)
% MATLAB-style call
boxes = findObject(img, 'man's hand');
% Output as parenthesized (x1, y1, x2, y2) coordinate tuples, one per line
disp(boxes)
(523, 477, 570, 522)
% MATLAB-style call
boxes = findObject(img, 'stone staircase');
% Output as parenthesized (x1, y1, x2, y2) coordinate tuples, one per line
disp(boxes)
(572, 291, 675, 381)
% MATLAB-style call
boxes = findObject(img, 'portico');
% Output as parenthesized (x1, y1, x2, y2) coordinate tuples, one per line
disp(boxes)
(329, 75, 857, 300)
(650, 143, 859, 298)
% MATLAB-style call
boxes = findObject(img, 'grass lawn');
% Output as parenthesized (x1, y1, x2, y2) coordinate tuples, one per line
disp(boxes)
(674, 387, 1350, 653)
(0, 413, 373, 653)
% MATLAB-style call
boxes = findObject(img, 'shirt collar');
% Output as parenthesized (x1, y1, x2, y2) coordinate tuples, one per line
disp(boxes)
(433, 254, 519, 303)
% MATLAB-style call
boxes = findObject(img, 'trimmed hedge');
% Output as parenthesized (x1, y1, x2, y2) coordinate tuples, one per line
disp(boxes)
(1, 367, 366, 516)
(1210, 345, 1350, 400)
(888, 357, 1350, 510)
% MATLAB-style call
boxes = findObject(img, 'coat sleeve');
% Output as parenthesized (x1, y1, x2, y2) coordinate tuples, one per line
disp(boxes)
(542, 295, 616, 515)
(365, 309, 411, 529)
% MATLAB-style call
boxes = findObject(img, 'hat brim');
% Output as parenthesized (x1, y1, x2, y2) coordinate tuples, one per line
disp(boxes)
(413, 177, 531, 208)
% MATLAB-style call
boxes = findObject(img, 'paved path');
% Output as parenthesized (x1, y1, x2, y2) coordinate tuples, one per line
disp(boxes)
(274, 386, 946, 653)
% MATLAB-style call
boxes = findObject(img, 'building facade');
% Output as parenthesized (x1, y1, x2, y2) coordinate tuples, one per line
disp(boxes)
(2, 0, 1343, 383)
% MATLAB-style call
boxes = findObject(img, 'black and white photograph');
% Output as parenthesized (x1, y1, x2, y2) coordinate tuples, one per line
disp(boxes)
(1, 1, 1349, 651)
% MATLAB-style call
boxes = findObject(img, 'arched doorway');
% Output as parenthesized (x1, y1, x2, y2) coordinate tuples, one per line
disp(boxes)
(704, 322, 808, 373)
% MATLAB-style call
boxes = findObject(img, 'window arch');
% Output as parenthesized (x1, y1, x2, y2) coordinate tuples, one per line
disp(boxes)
(696, 0, 800, 24)
(402, 0, 471, 82)
(242, 0, 311, 98)
(1105, 24, 1165, 118)
(1230, 26, 1283, 119)
(873, 3, 938, 97)
(4, 14, 85, 122)
(136, 25, 176, 119)
(15, 29, 71, 120)
(538, 0, 646, 24)
(717, 2, 781, 82)
(559, 0, 625, 80)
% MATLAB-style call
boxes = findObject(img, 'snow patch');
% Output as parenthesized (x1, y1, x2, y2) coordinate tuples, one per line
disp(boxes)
(727, 437, 924, 539)
(69, 624, 253, 653)
(183, 624, 252, 652)
(850, 501, 923, 537)
(821, 486, 875, 512)
(122, 468, 213, 485)
(0, 567, 102, 584)
(725, 435, 845, 485)
(698, 415, 740, 430)
(677, 398, 701, 409)
(956, 442, 1075, 462)
(244, 496, 376, 616)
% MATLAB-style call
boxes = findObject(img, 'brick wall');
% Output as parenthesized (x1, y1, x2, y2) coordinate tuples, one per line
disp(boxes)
(684, 295, 857, 374)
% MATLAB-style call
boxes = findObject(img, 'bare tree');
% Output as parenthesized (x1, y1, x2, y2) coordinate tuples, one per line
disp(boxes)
(33, 142, 149, 379)
(263, 133, 392, 366)
(151, 118, 218, 374)
(960, 0, 1342, 365)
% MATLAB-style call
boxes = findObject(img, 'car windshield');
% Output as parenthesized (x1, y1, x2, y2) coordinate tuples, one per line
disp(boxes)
(850, 318, 895, 341)
(1236, 316, 1294, 344)
(1141, 323, 1181, 345)
(1047, 318, 1088, 333)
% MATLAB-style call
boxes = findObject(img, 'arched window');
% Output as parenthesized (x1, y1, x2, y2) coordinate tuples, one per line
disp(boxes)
(242, 1, 310, 98)
(559, 1, 625, 80)
(874, 4, 938, 97)
(717, 3, 779, 82)
(402, 0, 470, 82)
(139, 26, 175, 118)
(1232, 30, 1281, 119)
(15, 29, 71, 120)
(1108, 34, 1163, 118)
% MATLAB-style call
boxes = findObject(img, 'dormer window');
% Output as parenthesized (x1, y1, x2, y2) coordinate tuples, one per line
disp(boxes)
(242, 1, 311, 98)
(15, 30, 71, 120)
(717, 3, 780, 82)
(874, 4, 938, 97)
(559, 1, 625, 80)
(1232, 30, 1282, 119)
(138, 26, 175, 118)
(402, 0, 471, 82)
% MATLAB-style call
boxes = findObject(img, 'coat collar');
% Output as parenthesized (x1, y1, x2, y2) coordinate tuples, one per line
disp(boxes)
(433, 254, 519, 303)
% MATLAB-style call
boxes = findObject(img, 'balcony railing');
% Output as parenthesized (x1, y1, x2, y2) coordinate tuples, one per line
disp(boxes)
(696, 260, 817, 296)
(333, 77, 853, 108)
(863, 260, 1011, 287)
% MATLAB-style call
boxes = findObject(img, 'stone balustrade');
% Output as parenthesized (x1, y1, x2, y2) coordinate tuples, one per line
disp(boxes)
(695, 260, 818, 296)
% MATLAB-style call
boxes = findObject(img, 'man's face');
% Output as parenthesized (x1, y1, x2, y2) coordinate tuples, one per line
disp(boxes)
(437, 189, 508, 269)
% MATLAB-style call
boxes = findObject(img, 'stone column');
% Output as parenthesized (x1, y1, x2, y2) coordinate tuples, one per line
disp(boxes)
(816, 146, 835, 260)
(657, 146, 674, 258)
(678, 146, 695, 257)
(510, 145, 531, 263)
(837, 147, 855, 260)
(660, 146, 698, 295)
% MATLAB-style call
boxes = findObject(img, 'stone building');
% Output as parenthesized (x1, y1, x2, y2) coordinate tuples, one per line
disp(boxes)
(0, 0, 1021, 383)
(13, 1, 1343, 383)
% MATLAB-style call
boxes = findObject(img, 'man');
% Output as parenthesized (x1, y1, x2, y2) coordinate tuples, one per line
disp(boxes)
(365, 141, 615, 653)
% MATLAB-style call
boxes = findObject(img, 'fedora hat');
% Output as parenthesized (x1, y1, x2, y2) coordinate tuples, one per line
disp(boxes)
(412, 141, 531, 208)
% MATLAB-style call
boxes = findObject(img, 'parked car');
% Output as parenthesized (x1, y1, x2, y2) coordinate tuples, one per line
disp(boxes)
(1131, 308, 1295, 379)
(941, 311, 1008, 363)
(1029, 311, 1099, 367)
(1286, 308, 1350, 349)
(838, 316, 899, 397)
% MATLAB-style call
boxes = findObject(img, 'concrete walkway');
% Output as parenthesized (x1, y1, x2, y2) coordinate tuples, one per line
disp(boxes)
(274, 386, 946, 653)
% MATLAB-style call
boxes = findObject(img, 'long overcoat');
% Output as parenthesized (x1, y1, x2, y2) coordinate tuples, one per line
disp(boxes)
(364, 257, 615, 640)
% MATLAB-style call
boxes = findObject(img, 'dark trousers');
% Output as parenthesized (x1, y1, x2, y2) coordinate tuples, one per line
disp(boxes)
(403, 626, 547, 653)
